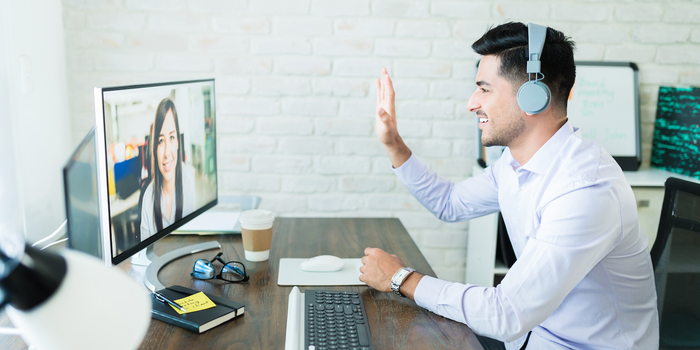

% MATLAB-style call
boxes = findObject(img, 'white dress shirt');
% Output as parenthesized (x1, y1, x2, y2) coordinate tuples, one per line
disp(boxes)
(394, 121, 659, 349)
(140, 164, 196, 240)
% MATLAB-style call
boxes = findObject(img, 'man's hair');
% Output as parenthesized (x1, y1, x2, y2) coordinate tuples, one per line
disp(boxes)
(472, 22, 576, 112)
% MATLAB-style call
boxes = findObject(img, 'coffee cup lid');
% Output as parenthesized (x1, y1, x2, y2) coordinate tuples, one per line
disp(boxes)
(239, 209, 275, 225)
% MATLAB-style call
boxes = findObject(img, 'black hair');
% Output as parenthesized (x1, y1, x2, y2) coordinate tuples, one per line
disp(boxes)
(472, 22, 576, 112)
(151, 98, 183, 231)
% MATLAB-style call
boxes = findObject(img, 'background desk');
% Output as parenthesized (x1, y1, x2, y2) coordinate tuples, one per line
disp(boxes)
(0, 218, 483, 350)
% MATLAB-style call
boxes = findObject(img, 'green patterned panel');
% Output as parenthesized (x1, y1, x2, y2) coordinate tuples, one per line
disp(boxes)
(651, 87, 700, 179)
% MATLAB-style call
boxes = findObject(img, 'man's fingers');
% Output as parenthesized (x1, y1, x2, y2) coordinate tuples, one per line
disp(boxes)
(380, 68, 395, 119)
(382, 69, 394, 97)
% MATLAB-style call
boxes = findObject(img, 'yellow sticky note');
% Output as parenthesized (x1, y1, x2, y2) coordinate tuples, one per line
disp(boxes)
(171, 292, 216, 315)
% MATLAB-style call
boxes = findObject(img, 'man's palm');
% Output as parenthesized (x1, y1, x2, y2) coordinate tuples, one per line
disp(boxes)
(376, 68, 398, 146)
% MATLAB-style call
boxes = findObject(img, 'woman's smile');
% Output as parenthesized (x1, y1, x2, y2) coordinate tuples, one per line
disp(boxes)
(162, 157, 173, 173)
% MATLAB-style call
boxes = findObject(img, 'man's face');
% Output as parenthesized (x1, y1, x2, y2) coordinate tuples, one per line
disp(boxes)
(467, 55, 526, 147)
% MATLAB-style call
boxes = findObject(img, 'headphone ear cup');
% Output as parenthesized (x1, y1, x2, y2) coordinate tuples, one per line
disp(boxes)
(517, 81, 551, 114)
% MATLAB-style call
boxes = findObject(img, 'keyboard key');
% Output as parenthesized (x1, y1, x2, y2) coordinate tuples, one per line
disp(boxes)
(356, 327, 369, 346)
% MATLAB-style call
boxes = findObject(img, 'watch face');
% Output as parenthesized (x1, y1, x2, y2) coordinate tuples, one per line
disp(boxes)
(391, 268, 414, 296)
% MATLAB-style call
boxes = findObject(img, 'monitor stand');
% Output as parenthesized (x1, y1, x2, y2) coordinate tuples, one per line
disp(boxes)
(130, 241, 221, 292)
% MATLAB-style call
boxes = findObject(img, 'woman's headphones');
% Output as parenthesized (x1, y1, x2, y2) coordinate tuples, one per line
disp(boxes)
(517, 23, 551, 114)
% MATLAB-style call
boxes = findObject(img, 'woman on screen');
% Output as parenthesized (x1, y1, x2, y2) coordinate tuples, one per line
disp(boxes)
(140, 98, 196, 240)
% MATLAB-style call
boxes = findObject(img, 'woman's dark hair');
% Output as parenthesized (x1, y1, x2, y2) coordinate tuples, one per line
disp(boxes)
(151, 98, 183, 231)
(472, 22, 576, 112)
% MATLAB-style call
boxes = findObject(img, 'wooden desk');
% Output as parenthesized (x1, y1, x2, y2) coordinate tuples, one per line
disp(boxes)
(0, 218, 483, 350)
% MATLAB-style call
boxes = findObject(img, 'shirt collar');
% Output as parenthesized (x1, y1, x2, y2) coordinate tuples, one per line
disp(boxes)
(501, 119, 577, 175)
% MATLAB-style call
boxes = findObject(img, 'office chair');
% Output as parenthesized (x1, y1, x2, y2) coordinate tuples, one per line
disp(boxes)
(649, 177, 700, 349)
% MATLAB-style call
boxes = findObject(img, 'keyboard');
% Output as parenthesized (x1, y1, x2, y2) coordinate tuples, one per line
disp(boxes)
(304, 290, 373, 350)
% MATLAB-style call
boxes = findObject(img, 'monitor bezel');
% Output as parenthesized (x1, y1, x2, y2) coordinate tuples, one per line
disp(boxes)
(94, 79, 218, 266)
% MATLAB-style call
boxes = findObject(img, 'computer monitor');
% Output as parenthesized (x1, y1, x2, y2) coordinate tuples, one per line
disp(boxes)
(92, 79, 221, 288)
(63, 126, 104, 259)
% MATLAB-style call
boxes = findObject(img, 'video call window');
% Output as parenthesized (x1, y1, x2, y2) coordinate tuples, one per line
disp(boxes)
(100, 81, 217, 259)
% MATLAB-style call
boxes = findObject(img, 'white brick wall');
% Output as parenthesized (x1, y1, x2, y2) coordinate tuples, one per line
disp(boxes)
(64, 0, 700, 284)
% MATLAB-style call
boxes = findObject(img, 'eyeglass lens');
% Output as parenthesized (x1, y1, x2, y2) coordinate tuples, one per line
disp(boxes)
(192, 259, 215, 279)
(221, 262, 246, 282)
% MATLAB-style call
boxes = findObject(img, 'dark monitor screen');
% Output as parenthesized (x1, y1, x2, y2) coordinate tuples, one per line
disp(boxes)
(63, 126, 103, 259)
(94, 79, 218, 265)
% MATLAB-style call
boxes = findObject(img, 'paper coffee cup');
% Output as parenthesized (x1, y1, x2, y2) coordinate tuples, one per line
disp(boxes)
(238, 210, 274, 262)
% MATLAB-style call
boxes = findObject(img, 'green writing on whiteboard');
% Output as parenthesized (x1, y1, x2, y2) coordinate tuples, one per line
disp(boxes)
(576, 77, 616, 117)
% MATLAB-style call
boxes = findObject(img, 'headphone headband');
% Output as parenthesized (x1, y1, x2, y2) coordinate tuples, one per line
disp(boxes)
(526, 23, 547, 75)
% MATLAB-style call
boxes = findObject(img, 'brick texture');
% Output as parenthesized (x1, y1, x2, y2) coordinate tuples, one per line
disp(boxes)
(64, 1, 700, 284)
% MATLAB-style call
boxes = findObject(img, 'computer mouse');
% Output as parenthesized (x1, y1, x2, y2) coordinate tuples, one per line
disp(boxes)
(300, 255, 345, 272)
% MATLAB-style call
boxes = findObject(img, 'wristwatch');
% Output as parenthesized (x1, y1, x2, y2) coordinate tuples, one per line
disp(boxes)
(390, 267, 416, 297)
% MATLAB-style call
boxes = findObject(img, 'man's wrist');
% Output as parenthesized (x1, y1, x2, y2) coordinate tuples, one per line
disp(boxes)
(384, 137, 411, 168)
(399, 272, 423, 301)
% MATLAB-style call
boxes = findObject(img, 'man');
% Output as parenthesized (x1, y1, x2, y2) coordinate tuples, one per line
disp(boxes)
(359, 22, 659, 349)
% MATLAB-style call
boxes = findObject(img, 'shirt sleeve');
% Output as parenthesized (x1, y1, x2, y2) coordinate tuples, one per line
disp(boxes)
(414, 180, 624, 342)
(393, 153, 500, 222)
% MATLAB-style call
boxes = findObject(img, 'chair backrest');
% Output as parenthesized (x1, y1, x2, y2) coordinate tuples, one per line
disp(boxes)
(650, 177, 700, 271)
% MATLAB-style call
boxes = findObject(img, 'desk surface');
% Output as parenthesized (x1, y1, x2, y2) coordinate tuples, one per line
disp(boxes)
(0, 217, 483, 350)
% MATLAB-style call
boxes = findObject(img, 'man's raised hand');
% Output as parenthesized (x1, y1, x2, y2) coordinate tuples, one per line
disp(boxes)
(375, 68, 411, 168)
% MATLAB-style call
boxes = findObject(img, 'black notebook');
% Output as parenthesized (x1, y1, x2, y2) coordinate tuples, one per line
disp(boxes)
(150, 285, 245, 333)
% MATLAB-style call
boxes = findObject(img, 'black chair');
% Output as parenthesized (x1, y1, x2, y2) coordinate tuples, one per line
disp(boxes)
(650, 177, 700, 349)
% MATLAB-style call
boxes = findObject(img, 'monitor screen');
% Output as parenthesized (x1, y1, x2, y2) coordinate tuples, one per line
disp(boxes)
(63, 126, 104, 259)
(94, 79, 218, 265)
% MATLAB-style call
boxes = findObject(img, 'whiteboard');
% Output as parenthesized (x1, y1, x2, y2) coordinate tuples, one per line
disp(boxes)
(567, 62, 641, 170)
(476, 61, 641, 171)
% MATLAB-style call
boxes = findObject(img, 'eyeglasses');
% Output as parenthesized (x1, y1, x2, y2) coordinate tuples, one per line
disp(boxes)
(190, 252, 249, 283)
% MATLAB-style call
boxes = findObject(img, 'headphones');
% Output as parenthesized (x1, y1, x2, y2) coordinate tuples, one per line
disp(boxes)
(517, 23, 551, 114)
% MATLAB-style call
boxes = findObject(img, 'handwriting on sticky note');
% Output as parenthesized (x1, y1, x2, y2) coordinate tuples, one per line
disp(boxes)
(171, 292, 216, 315)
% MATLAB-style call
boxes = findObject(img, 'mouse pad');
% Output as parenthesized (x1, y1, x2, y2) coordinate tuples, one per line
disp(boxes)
(277, 258, 365, 286)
